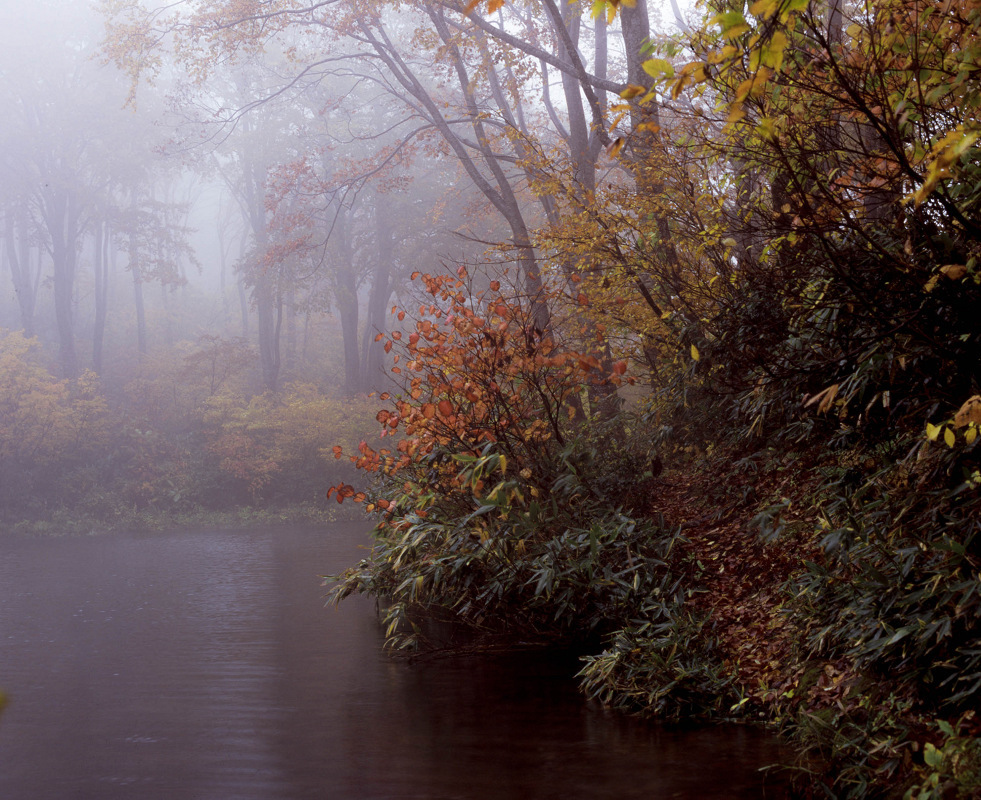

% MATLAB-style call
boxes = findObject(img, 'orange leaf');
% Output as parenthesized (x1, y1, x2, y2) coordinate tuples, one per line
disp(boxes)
(438, 399, 454, 416)
(422, 403, 436, 419)
(374, 332, 385, 342)
(332, 445, 343, 459)
(489, 280, 500, 291)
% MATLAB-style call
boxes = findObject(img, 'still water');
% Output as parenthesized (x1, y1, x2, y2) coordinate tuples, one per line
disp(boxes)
(0, 524, 791, 799)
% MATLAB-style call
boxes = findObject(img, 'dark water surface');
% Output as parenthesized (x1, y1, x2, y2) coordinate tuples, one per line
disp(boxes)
(0, 524, 791, 799)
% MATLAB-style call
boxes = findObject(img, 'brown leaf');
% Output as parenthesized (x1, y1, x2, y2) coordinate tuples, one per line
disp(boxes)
(954, 395, 981, 428)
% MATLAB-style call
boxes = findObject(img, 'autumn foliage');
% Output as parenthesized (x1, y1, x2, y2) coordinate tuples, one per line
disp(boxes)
(319, 0, 981, 792)
(329, 266, 634, 505)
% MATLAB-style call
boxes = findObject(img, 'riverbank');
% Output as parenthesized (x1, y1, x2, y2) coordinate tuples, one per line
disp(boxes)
(328, 419, 981, 799)
(614, 449, 981, 799)
(0, 500, 363, 538)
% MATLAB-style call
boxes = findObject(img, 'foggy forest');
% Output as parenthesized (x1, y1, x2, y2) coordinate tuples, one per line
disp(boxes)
(2, 0, 980, 795)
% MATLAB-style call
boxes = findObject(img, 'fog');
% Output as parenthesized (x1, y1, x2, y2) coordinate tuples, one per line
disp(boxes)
(0, 0, 680, 522)
(0, 0, 681, 396)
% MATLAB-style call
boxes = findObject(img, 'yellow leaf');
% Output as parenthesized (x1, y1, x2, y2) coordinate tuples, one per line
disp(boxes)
(620, 84, 646, 99)
(965, 426, 977, 445)
(805, 383, 840, 414)
(749, 0, 780, 17)
(940, 263, 968, 280)
(761, 30, 788, 71)
(944, 427, 956, 447)
(727, 104, 747, 124)
(691, 344, 700, 361)
(926, 422, 942, 441)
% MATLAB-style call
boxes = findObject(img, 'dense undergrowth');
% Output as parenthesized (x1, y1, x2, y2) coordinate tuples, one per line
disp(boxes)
(324, 0, 981, 785)
(0, 328, 377, 534)
(329, 376, 980, 797)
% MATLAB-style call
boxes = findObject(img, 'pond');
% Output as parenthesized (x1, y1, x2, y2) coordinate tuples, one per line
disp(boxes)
(0, 523, 792, 798)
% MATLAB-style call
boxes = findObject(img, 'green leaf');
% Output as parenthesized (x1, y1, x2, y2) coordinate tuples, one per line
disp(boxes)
(642, 58, 675, 80)
(713, 10, 750, 38)
(923, 742, 943, 768)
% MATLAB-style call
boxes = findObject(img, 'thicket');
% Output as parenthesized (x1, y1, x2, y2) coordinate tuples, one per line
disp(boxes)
(327, 0, 981, 795)
(0, 329, 374, 531)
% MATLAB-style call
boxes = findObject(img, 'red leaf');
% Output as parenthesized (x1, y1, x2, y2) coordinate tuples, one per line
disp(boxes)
(438, 399, 454, 416)
(332, 445, 343, 459)
(489, 280, 500, 291)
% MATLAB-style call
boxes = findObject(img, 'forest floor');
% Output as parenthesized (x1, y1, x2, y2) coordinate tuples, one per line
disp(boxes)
(654, 471, 817, 718)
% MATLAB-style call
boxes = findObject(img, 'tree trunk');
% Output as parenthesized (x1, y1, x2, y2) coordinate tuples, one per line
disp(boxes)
(334, 215, 361, 396)
(255, 276, 281, 393)
(93, 220, 110, 374)
(4, 210, 39, 338)
(361, 196, 396, 393)
(130, 228, 148, 359)
(44, 187, 80, 379)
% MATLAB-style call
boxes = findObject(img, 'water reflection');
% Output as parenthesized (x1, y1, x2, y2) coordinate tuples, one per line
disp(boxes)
(0, 524, 790, 798)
